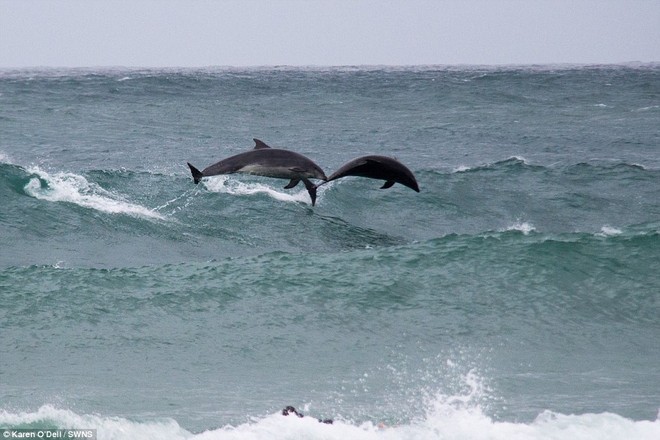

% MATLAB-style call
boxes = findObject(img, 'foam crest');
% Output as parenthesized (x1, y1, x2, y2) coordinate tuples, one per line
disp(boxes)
(452, 165, 472, 173)
(0, 405, 190, 440)
(1, 400, 658, 440)
(598, 225, 623, 237)
(504, 221, 536, 235)
(415, 406, 660, 440)
(202, 176, 314, 205)
(452, 156, 532, 173)
(24, 166, 165, 220)
(194, 369, 659, 440)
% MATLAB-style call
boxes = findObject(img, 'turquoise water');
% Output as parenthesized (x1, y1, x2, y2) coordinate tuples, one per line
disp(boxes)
(1, 66, 659, 439)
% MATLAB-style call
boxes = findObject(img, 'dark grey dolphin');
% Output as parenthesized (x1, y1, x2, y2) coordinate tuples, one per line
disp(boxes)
(324, 155, 420, 192)
(187, 139, 327, 205)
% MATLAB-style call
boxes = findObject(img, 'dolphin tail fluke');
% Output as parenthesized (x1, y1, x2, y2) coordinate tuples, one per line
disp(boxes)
(187, 163, 204, 184)
(302, 179, 317, 206)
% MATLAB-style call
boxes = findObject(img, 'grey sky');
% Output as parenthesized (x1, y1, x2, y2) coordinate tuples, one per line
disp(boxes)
(1, 0, 659, 67)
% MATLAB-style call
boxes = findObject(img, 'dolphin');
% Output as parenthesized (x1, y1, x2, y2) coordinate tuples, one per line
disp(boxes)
(187, 139, 327, 205)
(324, 155, 420, 192)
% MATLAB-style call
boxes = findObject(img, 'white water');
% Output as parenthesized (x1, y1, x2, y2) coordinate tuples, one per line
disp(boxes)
(2, 402, 658, 440)
(2, 370, 658, 440)
(24, 166, 165, 220)
(202, 175, 314, 205)
(598, 225, 623, 236)
(503, 222, 536, 235)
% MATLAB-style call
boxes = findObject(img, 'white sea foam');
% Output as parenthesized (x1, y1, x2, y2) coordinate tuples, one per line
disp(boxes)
(1, 371, 658, 440)
(452, 165, 472, 173)
(51, 260, 66, 269)
(0, 406, 189, 440)
(24, 166, 165, 220)
(597, 226, 623, 237)
(1, 400, 658, 440)
(452, 156, 531, 173)
(202, 176, 315, 205)
(634, 105, 659, 112)
(504, 222, 536, 235)
(509, 156, 530, 164)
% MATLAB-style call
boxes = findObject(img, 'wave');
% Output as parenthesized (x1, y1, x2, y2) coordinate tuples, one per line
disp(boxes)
(477, 221, 656, 240)
(0, 406, 188, 440)
(1, 394, 658, 440)
(0, 162, 166, 220)
(456, 222, 658, 246)
(2, 218, 656, 273)
(448, 157, 658, 175)
(565, 161, 653, 173)
(451, 156, 537, 174)
(24, 167, 166, 220)
(502, 221, 537, 235)
(597, 225, 624, 237)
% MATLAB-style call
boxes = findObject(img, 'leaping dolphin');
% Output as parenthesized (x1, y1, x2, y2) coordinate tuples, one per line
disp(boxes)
(187, 139, 327, 205)
(324, 155, 420, 192)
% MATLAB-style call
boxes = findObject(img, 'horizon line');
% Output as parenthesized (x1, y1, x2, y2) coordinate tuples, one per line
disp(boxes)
(1, 61, 659, 72)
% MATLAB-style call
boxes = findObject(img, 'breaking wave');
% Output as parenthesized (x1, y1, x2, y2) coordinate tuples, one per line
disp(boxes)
(23, 166, 165, 220)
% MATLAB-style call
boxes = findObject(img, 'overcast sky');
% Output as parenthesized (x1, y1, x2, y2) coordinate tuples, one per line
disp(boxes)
(1, 0, 659, 68)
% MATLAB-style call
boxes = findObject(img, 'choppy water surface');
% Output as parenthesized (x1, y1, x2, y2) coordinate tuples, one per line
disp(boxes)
(1, 65, 659, 439)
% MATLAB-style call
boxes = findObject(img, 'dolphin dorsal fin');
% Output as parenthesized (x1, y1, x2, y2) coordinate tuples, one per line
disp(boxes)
(253, 138, 271, 149)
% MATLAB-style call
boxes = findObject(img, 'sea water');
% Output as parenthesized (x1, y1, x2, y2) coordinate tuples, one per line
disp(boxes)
(1, 65, 659, 439)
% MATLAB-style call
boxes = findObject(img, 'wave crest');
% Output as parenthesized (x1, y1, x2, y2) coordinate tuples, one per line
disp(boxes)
(2, 399, 658, 440)
(23, 166, 165, 220)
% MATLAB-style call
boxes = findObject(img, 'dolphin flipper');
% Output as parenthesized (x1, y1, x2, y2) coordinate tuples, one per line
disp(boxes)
(302, 178, 317, 206)
(284, 179, 300, 189)
(188, 163, 204, 184)
(380, 180, 395, 189)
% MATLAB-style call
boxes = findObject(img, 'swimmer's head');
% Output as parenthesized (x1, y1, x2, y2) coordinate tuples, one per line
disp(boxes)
(282, 406, 303, 418)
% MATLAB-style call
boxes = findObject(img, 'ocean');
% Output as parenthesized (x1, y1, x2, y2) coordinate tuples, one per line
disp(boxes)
(0, 65, 659, 439)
